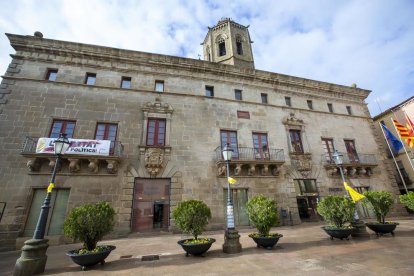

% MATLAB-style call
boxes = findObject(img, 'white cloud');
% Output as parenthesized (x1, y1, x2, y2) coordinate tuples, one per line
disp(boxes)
(0, 0, 413, 116)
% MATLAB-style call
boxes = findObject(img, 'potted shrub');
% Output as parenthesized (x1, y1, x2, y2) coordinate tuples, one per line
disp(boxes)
(173, 199, 215, 256)
(363, 191, 398, 236)
(317, 195, 355, 240)
(399, 191, 414, 211)
(64, 201, 116, 270)
(246, 195, 283, 249)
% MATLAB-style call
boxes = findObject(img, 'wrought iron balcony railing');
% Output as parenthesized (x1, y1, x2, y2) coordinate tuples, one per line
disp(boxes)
(21, 136, 123, 157)
(322, 152, 377, 166)
(215, 146, 285, 162)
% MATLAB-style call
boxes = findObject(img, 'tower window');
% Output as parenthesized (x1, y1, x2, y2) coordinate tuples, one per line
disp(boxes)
(327, 103, 333, 113)
(307, 100, 313, 110)
(236, 37, 243, 55)
(218, 38, 226, 56)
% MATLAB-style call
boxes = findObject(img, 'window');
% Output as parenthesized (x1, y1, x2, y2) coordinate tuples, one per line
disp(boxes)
(327, 103, 333, 113)
(49, 120, 76, 138)
(253, 133, 269, 160)
(220, 130, 238, 159)
(155, 80, 164, 92)
(218, 38, 226, 56)
(95, 123, 118, 154)
(121, 77, 131, 89)
(236, 37, 243, 55)
(23, 189, 70, 236)
(307, 100, 313, 110)
(346, 106, 352, 115)
(261, 93, 268, 104)
(147, 119, 166, 146)
(235, 89, 242, 100)
(295, 179, 318, 194)
(396, 160, 410, 184)
(285, 96, 291, 107)
(344, 140, 359, 163)
(289, 129, 304, 153)
(205, 86, 214, 97)
(85, 73, 96, 85)
(45, 69, 58, 81)
(322, 138, 335, 163)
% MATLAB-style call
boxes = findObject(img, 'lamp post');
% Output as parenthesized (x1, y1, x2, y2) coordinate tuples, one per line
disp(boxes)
(14, 133, 70, 275)
(222, 144, 242, 254)
(332, 150, 368, 237)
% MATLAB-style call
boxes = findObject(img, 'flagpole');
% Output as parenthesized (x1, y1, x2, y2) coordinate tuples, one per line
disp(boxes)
(382, 121, 408, 193)
(390, 117, 414, 174)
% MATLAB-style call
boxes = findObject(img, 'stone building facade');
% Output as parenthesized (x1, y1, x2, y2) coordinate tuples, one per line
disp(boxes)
(373, 96, 414, 194)
(0, 19, 406, 251)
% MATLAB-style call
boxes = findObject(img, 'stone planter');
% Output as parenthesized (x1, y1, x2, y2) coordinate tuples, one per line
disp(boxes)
(249, 234, 283, 249)
(66, 245, 116, 271)
(177, 238, 216, 256)
(365, 222, 398, 236)
(321, 226, 354, 240)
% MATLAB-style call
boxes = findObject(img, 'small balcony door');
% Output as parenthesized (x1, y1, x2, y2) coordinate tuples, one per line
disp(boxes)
(220, 130, 239, 159)
(322, 138, 335, 163)
(253, 133, 269, 160)
(344, 140, 359, 163)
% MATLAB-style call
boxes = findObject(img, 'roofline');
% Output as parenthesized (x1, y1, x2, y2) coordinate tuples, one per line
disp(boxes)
(372, 95, 414, 120)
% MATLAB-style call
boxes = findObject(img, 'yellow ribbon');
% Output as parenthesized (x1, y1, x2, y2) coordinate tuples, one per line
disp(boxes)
(47, 183, 55, 193)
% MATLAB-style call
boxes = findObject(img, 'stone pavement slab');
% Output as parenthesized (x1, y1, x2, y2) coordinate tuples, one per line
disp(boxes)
(1, 219, 414, 275)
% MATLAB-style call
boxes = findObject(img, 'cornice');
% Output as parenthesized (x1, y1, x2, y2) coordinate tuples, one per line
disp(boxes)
(6, 33, 370, 102)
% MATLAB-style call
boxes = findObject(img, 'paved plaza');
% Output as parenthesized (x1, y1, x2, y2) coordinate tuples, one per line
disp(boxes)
(1, 218, 414, 275)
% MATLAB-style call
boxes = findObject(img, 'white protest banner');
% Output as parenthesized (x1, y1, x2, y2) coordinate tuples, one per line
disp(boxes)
(36, 138, 111, 156)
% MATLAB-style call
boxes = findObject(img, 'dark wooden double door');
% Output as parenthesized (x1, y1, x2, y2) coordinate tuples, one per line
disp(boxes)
(132, 178, 170, 232)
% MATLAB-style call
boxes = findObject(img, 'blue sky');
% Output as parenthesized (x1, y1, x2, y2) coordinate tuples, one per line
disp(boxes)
(0, 0, 413, 116)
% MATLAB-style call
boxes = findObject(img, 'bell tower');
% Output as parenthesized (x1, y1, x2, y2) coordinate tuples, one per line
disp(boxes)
(202, 18, 255, 69)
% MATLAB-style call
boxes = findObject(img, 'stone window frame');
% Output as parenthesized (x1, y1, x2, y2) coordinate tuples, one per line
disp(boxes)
(121, 76, 132, 89)
(236, 35, 244, 55)
(141, 100, 173, 150)
(261, 93, 268, 104)
(45, 68, 58, 81)
(307, 100, 313, 110)
(216, 36, 226, 57)
(235, 89, 242, 100)
(95, 122, 118, 154)
(85, 72, 97, 85)
(285, 96, 292, 107)
(327, 103, 334, 113)
(346, 105, 353, 115)
(205, 85, 214, 97)
(155, 80, 164, 92)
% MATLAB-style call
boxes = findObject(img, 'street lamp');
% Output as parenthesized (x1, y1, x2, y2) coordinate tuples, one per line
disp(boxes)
(15, 133, 70, 275)
(222, 144, 242, 254)
(332, 150, 368, 237)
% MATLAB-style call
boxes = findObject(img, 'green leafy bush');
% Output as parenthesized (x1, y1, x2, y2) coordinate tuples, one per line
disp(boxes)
(172, 199, 211, 241)
(317, 196, 355, 228)
(400, 191, 414, 211)
(363, 191, 394, 223)
(246, 195, 279, 237)
(64, 201, 115, 251)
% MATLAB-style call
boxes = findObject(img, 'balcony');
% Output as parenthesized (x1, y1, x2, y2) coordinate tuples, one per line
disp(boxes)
(322, 152, 378, 177)
(215, 146, 285, 177)
(21, 137, 123, 174)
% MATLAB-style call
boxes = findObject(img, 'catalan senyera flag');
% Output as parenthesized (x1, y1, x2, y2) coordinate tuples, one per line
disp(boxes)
(393, 119, 414, 148)
(405, 113, 414, 132)
(228, 177, 237, 184)
(344, 182, 365, 202)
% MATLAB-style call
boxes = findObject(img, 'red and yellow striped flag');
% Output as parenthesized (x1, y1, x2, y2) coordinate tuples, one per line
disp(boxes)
(393, 119, 414, 148)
